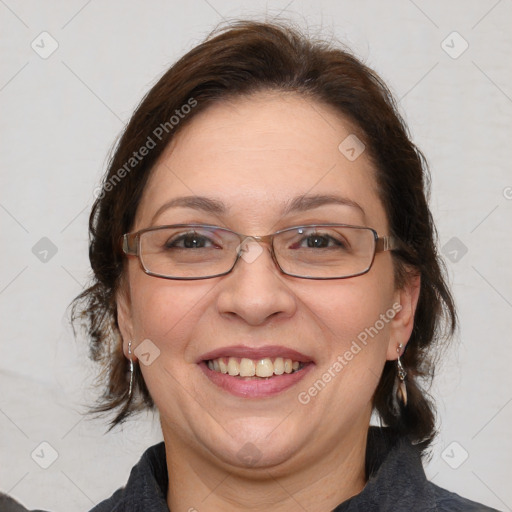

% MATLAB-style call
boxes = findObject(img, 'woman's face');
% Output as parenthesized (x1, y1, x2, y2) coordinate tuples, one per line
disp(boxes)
(117, 92, 417, 474)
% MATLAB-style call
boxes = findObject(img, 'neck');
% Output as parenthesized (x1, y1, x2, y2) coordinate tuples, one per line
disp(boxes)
(163, 424, 368, 512)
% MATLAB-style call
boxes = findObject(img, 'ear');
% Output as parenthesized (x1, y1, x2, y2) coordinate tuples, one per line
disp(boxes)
(116, 280, 136, 360)
(386, 272, 421, 360)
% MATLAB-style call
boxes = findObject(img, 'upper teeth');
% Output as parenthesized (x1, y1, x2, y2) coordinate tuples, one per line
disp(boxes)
(207, 357, 302, 377)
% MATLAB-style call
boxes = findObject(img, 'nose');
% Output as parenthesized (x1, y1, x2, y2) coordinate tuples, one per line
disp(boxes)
(216, 239, 297, 326)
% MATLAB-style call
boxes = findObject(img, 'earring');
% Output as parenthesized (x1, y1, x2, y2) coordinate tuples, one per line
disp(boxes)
(128, 340, 134, 399)
(396, 343, 407, 407)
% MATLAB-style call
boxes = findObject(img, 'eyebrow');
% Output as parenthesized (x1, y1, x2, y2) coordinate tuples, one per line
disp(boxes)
(283, 194, 365, 217)
(151, 193, 365, 225)
(151, 196, 226, 224)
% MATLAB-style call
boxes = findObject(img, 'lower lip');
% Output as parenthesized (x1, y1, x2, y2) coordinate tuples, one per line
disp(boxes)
(198, 361, 314, 398)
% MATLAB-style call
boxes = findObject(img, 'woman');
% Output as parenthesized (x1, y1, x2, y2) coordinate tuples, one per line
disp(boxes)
(6, 20, 498, 512)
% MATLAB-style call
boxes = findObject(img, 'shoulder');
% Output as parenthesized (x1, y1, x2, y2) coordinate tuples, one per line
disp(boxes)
(0, 493, 49, 512)
(360, 428, 501, 512)
(430, 483, 501, 511)
(89, 442, 168, 511)
(88, 488, 126, 512)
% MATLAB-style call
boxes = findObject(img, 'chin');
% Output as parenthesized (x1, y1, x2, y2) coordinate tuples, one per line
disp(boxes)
(205, 419, 302, 470)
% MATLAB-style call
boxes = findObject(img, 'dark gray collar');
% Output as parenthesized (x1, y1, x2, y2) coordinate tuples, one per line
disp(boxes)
(332, 427, 437, 511)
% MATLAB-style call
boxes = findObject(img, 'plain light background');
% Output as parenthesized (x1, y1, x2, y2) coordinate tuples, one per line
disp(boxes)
(1, 1, 511, 510)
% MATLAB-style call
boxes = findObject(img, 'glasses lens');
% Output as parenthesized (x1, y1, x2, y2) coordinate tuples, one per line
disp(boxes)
(274, 225, 376, 278)
(139, 226, 238, 278)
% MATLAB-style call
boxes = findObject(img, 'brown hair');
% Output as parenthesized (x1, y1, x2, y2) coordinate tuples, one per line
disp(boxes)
(70, 20, 456, 452)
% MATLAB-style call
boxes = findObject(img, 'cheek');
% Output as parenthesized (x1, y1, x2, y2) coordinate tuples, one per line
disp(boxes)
(297, 265, 397, 410)
(301, 269, 395, 344)
(129, 276, 217, 416)
(129, 272, 214, 356)
(296, 280, 396, 424)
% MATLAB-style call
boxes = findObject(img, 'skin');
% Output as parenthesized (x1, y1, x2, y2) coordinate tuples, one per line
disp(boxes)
(117, 91, 420, 512)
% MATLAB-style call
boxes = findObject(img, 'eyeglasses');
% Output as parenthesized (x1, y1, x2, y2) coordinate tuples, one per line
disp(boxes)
(121, 224, 403, 280)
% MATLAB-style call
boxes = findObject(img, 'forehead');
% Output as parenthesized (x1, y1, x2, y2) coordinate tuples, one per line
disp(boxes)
(135, 92, 386, 231)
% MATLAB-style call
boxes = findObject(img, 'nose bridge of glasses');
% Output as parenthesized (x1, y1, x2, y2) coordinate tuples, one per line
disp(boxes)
(242, 233, 274, 245)
(231, 232, 282, 273)
(232, 230, 273, 251)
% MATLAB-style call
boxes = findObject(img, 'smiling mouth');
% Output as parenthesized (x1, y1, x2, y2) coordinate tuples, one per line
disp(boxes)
(205, 356, 308, 378)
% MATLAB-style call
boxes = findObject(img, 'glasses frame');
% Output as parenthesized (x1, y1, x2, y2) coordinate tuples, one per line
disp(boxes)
(121, 223, 403, 281)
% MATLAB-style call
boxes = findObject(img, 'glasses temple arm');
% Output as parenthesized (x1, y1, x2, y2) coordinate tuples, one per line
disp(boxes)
(122, 233, 139, 255)
(375, 235, 405, 253)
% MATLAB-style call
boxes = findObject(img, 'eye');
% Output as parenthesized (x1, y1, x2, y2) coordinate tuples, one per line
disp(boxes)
(290, 230, 348, 250)
(303, 234, 342, 248)
(165, 231, 218, 249)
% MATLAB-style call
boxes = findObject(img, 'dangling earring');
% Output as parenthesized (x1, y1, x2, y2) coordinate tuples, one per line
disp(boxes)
(396, 343, 407, 407)
(128, 340, 134, 399)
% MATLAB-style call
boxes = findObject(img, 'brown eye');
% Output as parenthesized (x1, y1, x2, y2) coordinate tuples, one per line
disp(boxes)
(304, 234, 342, 248)
(289, 231, 348, 250)
(165, 232, 215, 249)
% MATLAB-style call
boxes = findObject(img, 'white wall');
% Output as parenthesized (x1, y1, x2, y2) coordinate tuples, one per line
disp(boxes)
(1, 1, 511, 510)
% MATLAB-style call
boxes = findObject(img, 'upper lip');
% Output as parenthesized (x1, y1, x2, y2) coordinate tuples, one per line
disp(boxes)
(198, 345, 314, 364)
